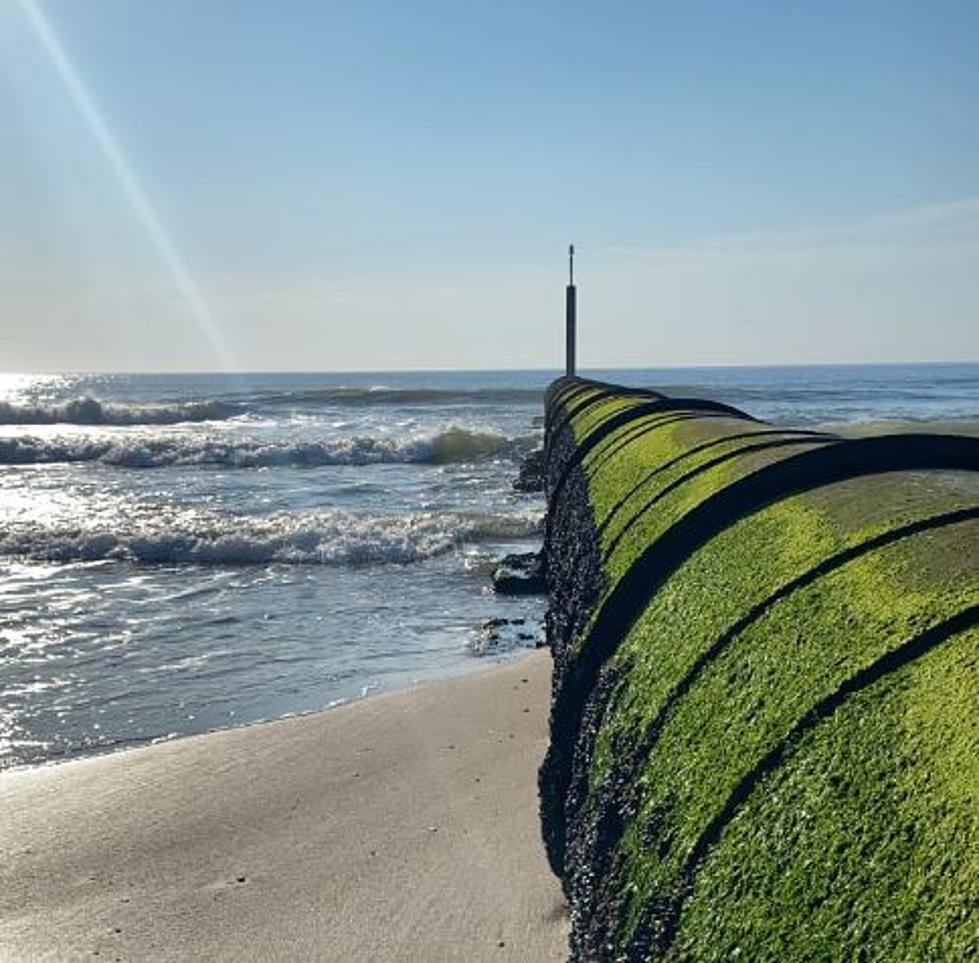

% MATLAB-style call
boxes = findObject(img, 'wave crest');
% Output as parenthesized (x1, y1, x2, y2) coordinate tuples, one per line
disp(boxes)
(0, 397, 240, 427)
(0, 509, 543, 567)
(0, 428, 526, 468)
(251, 386, 543, 407)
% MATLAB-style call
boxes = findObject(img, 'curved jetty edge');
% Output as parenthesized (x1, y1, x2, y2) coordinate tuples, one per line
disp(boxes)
(539, 375, 979, 962)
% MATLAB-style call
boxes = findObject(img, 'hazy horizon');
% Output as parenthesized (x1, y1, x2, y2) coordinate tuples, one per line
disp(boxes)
(6, 359, 979, 379)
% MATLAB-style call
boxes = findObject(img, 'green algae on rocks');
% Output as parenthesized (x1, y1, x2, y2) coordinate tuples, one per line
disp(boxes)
(540, 376, 979, 962)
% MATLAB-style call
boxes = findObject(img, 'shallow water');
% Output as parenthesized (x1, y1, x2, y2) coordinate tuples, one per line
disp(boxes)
(2, 363, 978, 769)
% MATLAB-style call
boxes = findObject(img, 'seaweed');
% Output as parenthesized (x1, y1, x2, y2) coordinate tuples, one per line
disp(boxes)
(541, 377, 979, 961)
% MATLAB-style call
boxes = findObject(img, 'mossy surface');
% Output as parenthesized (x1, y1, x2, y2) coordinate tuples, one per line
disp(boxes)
(590, 473, 979, 788)
(582, 416, 769, 530)
(568, 394, 651, 440)
(599, 436, 831, 583)
(605, 518, 979, 952)
(672, 623, 979, 962)
(542, 379, 979, 961)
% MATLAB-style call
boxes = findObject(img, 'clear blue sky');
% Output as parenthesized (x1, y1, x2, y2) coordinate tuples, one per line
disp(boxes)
(2, 0, 977, 371)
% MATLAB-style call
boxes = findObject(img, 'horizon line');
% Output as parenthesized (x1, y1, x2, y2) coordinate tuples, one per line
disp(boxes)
(2, 359, 978, 378)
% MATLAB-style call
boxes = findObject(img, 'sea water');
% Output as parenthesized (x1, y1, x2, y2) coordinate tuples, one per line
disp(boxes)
(2, 363, 978, 770)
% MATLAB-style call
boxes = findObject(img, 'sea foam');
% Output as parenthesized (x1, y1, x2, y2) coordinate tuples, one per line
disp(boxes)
(0, 387, 544, 426)
(0, 397, 240, 426)
(0, 508, 543, 567)
(0, 427, 532, 468)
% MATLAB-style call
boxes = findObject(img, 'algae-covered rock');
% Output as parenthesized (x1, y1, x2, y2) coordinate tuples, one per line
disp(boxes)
(541, 377, 979, 961)
(492, 551, 547, 595)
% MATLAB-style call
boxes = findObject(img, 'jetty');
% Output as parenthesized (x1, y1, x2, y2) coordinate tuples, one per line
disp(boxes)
(539, 375, 979, 960)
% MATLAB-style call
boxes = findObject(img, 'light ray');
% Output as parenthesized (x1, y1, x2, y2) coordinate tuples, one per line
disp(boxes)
(17, 0, 236, 371)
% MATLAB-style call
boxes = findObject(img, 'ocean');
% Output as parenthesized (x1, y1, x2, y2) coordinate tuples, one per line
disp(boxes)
(2, 362, 978, 771)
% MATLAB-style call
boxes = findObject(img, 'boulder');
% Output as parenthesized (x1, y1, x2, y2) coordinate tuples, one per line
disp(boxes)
(472, 616, 545, 655)
(491, 551, 547, 595)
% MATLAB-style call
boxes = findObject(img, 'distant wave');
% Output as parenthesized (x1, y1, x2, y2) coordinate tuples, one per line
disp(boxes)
(0, 508, 543, 567)
(0, 427, 532, 468)
(0, 385, 542, 426)
(659, 385, 898, 405)
(816, 415, 979, 438)
(660, 383, 979, 409)
(0, 397, 241, 427)
(248, 386, 544, 407)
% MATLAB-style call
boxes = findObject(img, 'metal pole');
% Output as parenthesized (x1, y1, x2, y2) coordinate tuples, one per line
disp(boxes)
(566, 244, 576, 376)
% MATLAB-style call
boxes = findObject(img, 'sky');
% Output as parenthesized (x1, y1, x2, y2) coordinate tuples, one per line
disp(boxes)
(1, 0, 977, 372)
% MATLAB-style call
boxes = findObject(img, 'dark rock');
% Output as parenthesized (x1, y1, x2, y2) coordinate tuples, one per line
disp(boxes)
(513, 448, 545, 492)
(472, 616, 546, 655)
(492, 552, 547, 595)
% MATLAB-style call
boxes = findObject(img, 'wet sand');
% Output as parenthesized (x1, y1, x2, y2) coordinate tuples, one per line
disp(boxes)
(0, 649, 568, 961)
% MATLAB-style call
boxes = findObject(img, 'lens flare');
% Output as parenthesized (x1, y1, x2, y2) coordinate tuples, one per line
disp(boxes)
(16, 0, 236, 371)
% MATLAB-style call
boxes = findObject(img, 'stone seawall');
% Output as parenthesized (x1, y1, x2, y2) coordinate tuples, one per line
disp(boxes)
(540, 375, 979, 961)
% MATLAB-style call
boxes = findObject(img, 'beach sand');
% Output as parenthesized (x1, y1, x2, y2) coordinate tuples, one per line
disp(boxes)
(0, 649, 568, 962)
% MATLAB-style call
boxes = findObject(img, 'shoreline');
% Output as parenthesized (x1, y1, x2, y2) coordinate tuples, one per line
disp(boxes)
(2, 643, 546, 777)
(1, 648, 568, 961)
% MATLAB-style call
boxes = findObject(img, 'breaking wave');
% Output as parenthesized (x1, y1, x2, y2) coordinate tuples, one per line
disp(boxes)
(0, 385, 543, 428)
(0, 397, 241, 426)
(0, 427, 528, 468)
(0, 508, 543, 567)
(249, 386, 543, 407)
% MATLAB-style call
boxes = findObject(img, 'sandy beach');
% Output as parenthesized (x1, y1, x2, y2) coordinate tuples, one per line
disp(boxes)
(0, 649, 567, 962)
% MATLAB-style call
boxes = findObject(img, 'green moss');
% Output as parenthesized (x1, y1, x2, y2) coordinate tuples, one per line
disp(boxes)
(567, 393, 652, 441)
(588, 496, 824, 788)
(603, 439, 830, 584)
(552, 386, 979, 960)
(589, 474, 979, 788)
(582, 416, 750, 527)
(581, 411, 686, 469)
(605, 517, 979, 949)
(569, 421, 826, 663)
(672, 624, 979, 961)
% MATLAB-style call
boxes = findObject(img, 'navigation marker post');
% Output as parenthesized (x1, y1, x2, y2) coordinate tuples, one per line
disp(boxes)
(566, 244, 577, 376)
